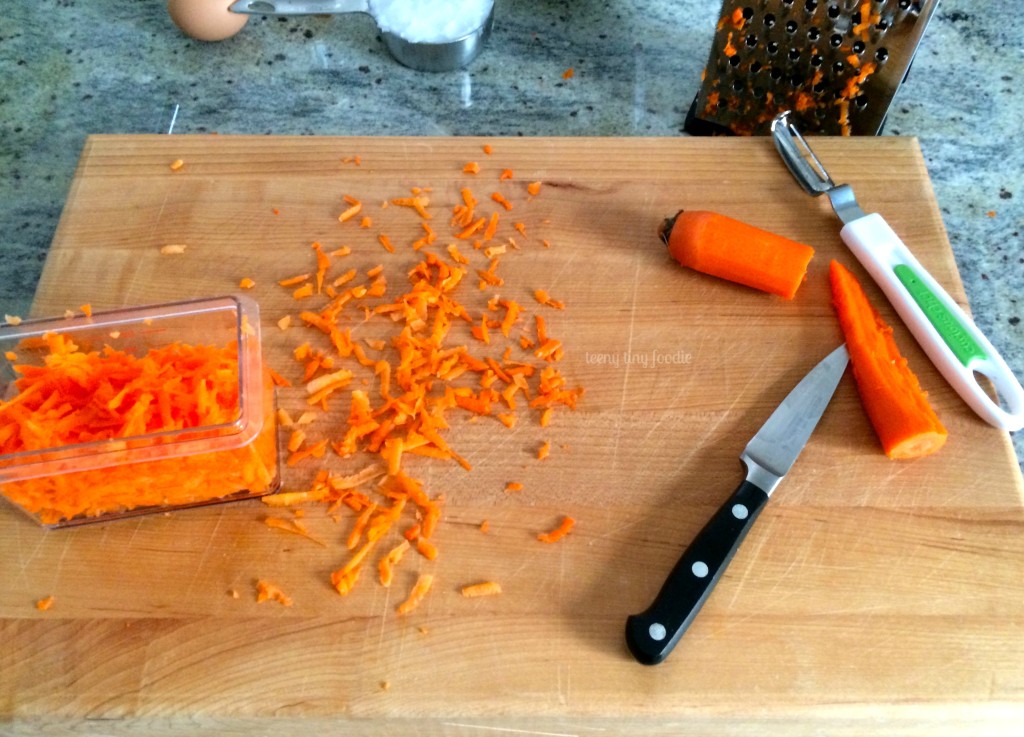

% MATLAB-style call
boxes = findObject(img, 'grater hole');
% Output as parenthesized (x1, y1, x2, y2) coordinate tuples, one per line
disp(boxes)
(767, 40, 780, 54)
(769, 66, 783, 80)
(750, 60, 763, 74)
(804, 0, 818, 12)
(832, 60, 845, 74)
(875, 47, 889, 62)
(785, 20, 798, 34)
(852, 40, 866, 54)
(810, 53, 824, 67)
(827, 4, 841, 18)
(788, 47, 801, 61)
(732, 79, 745, 92)
(807, 26, 821, 41)
(742, 6, 754, 20)
(729, 53, 742, 67)
(812, 81, 827, 94)
(829, 33, 843, 47)
(764, 13, 776, 28)
(851, 11, 862, 24)
(789, 73, 802, 88)
(876, 19, 890, 31)
(854, 94, 869, 109)
(745, 33, 758, 47)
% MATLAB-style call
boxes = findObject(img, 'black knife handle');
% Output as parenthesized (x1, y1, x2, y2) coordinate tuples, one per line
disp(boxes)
(625, 480, 769, 665)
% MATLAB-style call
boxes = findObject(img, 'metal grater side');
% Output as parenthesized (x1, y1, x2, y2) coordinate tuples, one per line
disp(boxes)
(687, 0, 939, 136)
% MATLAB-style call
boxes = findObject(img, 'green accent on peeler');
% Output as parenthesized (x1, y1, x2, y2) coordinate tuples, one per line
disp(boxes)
(893, 264, 988, 367)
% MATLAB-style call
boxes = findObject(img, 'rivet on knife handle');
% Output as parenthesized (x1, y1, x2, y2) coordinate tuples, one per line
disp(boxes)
(625, 480, 768, 665)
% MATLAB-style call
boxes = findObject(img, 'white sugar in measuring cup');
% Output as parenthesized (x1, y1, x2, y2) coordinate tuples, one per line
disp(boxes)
(228, 0, 495, 72)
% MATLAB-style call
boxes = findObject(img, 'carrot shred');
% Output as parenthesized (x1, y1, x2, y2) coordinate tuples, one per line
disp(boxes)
(527, 181, 542, 196)
(537, 441, 551, 459)
(829, 260, 947, 459)
(378, 539, 411, 587)
(491, 192, 513, 211)
(263, 516, 327, 547)
(415, 538, 439, 561)
(463, 162, 480, 175)
(538, 515, 575, 543)
(499, 169, 514, 181)
(339, 196, 363, 223)
(35, 595, 55, 611)
(256, 579, 293, 606)
(396, 573, 433, 615)
(505, 481, 523, 493)
(461, 581, 502, 598)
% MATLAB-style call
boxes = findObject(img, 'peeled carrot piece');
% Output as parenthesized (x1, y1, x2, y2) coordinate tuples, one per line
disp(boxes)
(829, 260, 947, 459)
(660, 210, 814, 300)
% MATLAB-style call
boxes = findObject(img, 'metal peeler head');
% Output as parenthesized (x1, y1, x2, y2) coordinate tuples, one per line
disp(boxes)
(771, 111, 867, 225)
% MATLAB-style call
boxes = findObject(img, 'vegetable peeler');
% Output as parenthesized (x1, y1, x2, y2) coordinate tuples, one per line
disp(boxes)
(772, 111, 1024, 432)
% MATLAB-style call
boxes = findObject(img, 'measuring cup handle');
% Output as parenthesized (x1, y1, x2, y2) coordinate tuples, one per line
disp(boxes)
(841, 213, 1024, 432)
(229, 1, 369, 15)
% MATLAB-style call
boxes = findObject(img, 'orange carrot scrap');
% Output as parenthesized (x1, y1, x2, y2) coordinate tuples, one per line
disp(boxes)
(396, 573, 434, 615)
(169, 159, 184, 171)
(338, 196, 363, 223)
(35, 596, 55, 611)
(279, 273, 312, 287)
(491, 192, 513, 211)
(256, 579, 293, 606)
(537, 441, 551, 459)
(263, 516, 326, 547)
(378, 234, 396, 253)
(461, 581, 502, 598)
(505, 482, 523, 493)
(499, 169, 514, 181)
(378, 539, 411, 587)
(538, 515, 575, 543)
(415, 538, 439, 561)
(292, 283, 314, 300)
(482, 144, 493, 155)
(562, 68, 574, 79)
(239, 277, 256, 290)
(159, 244, 187, 255)
(527, 181, 542, 196)
(463, 162, 480, 175)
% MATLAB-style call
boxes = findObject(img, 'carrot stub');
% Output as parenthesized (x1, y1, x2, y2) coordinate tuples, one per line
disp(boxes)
(829, 260, 947, 459)
(660, 210, 814, 300)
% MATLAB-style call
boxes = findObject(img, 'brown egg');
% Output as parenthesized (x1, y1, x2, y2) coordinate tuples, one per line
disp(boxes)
(167, 0, 249, 42)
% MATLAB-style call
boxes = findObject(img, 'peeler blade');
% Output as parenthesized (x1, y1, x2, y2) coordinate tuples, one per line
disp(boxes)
(771, 112, 867, 225)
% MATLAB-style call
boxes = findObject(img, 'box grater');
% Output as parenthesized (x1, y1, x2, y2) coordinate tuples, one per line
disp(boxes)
(685, 0, 939, 136)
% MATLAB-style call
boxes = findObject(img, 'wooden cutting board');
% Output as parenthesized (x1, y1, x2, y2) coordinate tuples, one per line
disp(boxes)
(2, 135, 1022, 736)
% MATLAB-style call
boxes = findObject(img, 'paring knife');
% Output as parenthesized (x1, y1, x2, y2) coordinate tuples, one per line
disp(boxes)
(771, 111, 1024, 432)
(625, 344, 849, 665)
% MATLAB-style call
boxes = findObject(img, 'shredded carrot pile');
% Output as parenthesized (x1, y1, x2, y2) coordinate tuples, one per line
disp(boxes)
(0, 337, 278, 525)
(243, 150, 584, 613)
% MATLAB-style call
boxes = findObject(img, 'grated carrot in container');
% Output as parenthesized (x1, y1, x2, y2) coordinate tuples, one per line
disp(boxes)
(0, 339, 277, 526)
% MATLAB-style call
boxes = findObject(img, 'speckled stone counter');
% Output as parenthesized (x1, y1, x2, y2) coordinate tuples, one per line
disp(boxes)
(2, 0, 1021, 464)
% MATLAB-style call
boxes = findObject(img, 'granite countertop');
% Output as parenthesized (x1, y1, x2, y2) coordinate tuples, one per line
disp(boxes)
(2, 0, 1020, 465)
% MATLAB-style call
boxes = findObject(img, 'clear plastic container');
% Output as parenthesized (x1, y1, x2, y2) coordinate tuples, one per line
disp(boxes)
(0, 296, 280, 528)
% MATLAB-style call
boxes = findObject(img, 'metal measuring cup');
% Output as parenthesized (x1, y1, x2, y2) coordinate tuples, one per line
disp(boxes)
(228, 0, 495, 72)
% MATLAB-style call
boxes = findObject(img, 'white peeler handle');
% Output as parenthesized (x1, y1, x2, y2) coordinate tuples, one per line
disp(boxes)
(841, 213, 1024, 432)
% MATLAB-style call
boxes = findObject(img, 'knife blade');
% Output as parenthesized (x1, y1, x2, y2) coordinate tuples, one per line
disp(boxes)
(625, 344, 849, 665)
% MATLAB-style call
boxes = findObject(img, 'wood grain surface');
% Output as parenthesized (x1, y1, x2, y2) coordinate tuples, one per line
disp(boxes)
(2, 135, 1022, 736)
